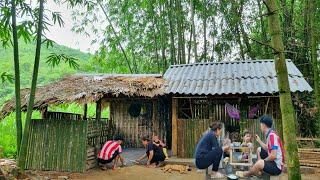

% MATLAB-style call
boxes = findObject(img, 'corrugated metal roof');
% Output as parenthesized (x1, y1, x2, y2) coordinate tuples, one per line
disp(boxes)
(163, 59, 313, 95)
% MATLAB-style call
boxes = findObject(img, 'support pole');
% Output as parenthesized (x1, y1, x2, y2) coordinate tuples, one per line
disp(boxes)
(83, 104, 87, 120)
(96, 99, 102, 121)
(172, 98, 178, 156)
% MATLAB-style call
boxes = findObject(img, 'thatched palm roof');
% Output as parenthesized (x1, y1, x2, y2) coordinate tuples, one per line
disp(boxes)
(0, 74, 165, 119)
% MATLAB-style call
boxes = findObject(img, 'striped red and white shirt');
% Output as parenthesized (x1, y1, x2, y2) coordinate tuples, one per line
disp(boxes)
(98, 140, 122, 160)
(267, 130, 285, 170)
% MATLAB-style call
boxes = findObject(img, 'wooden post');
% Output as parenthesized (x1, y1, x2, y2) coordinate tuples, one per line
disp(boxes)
(172, 98, 178, 156)
(95, 99, 102, 148)
(41, 106, 48, 119)
(83, 104, 88, 120)
(96, 99, 102, 121)
(152, 100, 157, 136)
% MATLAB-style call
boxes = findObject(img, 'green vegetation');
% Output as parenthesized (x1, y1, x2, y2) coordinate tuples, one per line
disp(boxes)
(0, 41, 92, 158)
(0, 41, 91, 105)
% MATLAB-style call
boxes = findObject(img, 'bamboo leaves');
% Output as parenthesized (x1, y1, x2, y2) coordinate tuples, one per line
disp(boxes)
(46, 53, 80, 69)
(0, 72, 14, 84)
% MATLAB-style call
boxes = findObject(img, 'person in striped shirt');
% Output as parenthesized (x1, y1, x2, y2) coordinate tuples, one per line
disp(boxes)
(244, 115, 284, 177)
(97, 135, 125, 170)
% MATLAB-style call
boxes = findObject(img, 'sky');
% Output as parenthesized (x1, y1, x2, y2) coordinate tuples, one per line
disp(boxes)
(45, 2, 98, 53)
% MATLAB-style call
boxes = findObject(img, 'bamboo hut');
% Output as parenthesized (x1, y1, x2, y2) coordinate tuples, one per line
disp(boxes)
(0, 59, 313, 169)
(0, 74, 170, 172)
(164, 60, 312, 158)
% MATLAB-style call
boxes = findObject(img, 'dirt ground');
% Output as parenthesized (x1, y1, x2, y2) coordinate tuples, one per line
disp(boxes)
(69, 166, 203, 180)
(27, 149, 320, 180)
(32, 165, 320, 180)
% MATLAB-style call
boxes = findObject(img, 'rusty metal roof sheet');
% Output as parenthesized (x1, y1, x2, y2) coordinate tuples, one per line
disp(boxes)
(163, 60, 313, 95)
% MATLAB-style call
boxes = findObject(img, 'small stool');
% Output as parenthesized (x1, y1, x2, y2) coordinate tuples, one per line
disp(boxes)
(260, 172, 280, 180)
(270, 176, 280, 180)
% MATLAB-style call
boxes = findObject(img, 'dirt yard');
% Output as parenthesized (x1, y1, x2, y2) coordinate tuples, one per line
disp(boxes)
(29, 165, 320, 180)
(69, 166, 203, 180)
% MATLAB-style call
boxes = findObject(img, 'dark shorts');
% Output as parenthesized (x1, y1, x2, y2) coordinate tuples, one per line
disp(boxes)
(98, 151, 120, 164)
(260, 148, 282, 175)
(263, 160, 282, 175)
(149, 153, 166, 165)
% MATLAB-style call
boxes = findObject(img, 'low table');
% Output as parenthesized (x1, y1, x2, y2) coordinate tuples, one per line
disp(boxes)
(229, 146, 253, 167)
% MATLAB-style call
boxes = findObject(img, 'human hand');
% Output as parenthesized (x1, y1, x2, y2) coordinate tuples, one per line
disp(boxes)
(222, 145, 230, 152)
(255, 134, 261, 142)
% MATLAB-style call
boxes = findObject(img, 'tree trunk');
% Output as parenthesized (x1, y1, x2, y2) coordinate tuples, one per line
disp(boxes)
(159, 2, 167, 72)
(238, 0, 254, 59)
(127, 21, 138, 73)
(263, 0, 301, 179)
(18, 0, 45, 169)
(236, 25, 245, 60)
(302, 0, 310, 76)
(310, 0, 320, 109)
(211, 16, 216, 61)
(191, 0, 197, 62)
(257, 0, 270, 58)
(98, 2, 133, 73)
(187, 28, 192, 64)
(167, 0, 176, 65)
(152, 18, 160, 72)
(11, 0, 22, 155)
(176, 0, 185, 64)
(203, 10, 207, 62)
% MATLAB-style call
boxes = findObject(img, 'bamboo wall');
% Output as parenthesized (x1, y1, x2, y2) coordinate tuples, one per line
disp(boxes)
(175, 97, 281, 158)
(25, 118, 87, 172)
(177, 119, 212, 158)
(110, 98, 167, 148)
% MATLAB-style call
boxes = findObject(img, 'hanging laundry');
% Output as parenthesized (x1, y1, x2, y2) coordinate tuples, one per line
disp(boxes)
(248, 105, 259, 119)
(225, 103, 240, 120)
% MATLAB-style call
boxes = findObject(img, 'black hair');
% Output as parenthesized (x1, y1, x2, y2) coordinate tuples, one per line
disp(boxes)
(260, 115, 273, 128)
(141, 135, 150, 141)
(243, 130, 250, 136)
(114, 134, 124, 141)
(209, 122, 223, 131)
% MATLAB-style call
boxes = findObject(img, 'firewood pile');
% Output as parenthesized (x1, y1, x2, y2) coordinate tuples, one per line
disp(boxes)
(86, 147, 97, 170)
(299, 148, 320, 168)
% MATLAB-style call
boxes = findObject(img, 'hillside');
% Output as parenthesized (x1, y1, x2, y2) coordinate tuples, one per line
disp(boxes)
(0, 41, 92, 105)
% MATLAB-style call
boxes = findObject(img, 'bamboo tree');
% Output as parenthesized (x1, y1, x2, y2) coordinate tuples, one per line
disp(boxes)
(310, 0, 320, 109)
(10, 0, 22, 155)
(158, 1, 167, 71)
(175, 0, 185, 64)
(257, 0, 270, 58)
(18, 0, 45, 169)
(302, 0, 310, 76)
(202, 0, 208, 62)
(263, 0, 301, 179)
(97, 1, 133, 73)
(191, 0, 197, 62)
(167, 0, 176, 65)
(238, 0, 254, 59)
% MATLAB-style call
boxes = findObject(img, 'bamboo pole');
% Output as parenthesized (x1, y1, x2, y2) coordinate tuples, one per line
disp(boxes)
(171, 98, 178, 156)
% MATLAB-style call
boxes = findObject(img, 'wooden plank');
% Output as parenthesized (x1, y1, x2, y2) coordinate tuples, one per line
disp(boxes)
(172, 98, 178, 156)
